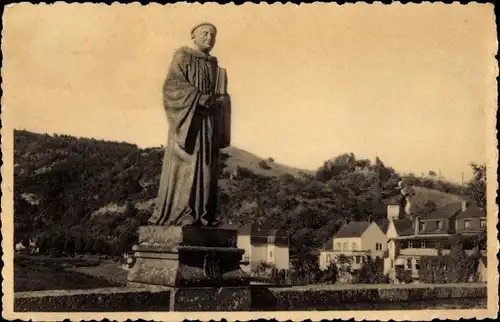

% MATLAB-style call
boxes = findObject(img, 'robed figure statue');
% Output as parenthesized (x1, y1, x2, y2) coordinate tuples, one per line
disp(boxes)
(148, 23, 231, 227)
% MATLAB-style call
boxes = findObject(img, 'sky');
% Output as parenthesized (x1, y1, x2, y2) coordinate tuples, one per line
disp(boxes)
(3, 3, 497, 183)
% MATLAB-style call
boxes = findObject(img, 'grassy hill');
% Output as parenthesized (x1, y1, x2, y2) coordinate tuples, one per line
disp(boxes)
(13, 129, 465, 256)
(221, 146, 314, 178)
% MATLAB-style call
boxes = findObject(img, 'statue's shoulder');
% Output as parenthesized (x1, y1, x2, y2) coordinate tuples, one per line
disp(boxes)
(172, 47, 190, 61)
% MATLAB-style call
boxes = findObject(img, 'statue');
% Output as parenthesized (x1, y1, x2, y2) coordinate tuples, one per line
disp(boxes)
(148, 23, 231, 228)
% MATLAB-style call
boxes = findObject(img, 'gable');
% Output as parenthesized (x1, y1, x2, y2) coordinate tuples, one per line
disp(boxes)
(361, 222, 388, 242)
(386, 221, 398, 239)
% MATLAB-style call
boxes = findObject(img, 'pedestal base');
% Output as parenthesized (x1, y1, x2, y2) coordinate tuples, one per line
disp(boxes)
(127, 226, 250, 287)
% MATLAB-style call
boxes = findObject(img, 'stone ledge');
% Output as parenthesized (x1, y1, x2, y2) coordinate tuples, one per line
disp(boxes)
(14, 283, 487, 312)
(251, 283, 488, 311)
(14, 286, 172, 312)
(138, 226, 238, 247)
(132, 244, 244, 254)
(14, 286, 250, 312)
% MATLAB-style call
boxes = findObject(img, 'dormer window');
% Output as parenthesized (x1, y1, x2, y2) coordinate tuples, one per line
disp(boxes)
(418, 221, 425, 231)
(437, 221, 443, 230)
(464, 220, 471, 230)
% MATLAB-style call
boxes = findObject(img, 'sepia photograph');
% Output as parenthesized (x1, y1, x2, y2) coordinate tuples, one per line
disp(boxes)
(1, 2, 498, 320)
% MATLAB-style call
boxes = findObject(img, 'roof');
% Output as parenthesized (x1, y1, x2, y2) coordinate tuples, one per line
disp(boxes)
(456, 203, 486, 219)
(392, 218, 414, 236)
(322, 236, 334, 250)
(238, 223, 287, 237)
(420, 201, 463, 220)
(334, 221, 370, 238)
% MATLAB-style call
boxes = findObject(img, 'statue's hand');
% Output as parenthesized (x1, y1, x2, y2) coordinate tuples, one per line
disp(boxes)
(216, 94, 228, 106)
(199, 94, 217, 108)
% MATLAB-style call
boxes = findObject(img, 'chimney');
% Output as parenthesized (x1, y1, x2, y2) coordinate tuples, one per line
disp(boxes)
(414, 216, 420, 235)
(387, 204, 400, 221)
(462, 200, 468, 212)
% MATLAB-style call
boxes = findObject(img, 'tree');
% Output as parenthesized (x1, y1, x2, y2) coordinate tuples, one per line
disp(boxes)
(355, 256, 386, 284)
(428, 170, 437, 177)
(258, 160, 271, 170)
(319, 261, 339, 284)
(467, 163, 486, 209)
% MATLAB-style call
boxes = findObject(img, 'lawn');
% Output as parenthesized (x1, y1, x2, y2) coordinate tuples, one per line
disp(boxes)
(14, 254, 126, 292)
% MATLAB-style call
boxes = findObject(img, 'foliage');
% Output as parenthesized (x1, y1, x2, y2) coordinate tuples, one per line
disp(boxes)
(395, 268, 413, 284)
(318, 261, 339, 284)
(355, 256, 388, 284)
(13, 130, 469, 261)
(420, 237, 480, 283)
(466, 163, 486, 209)
(258, 160, 272, 170)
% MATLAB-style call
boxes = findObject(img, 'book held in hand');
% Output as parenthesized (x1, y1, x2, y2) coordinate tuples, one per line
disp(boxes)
(215, 67, 231, 149)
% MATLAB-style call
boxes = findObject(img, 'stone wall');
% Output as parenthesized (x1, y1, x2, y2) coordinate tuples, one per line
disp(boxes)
(14, 283, 487, 312)
(251, 283, 487, 311)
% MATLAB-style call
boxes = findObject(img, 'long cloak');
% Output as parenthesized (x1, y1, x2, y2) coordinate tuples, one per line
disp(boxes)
(148, 46, 230, 226)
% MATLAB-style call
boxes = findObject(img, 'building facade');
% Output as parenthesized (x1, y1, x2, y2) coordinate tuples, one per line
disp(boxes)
(236, 224, 290, 273)
(319, 221, 387, 271)
(384, 199, 486, 282)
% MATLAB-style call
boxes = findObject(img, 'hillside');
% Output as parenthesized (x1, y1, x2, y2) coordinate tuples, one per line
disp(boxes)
(13, 130, 466, 256)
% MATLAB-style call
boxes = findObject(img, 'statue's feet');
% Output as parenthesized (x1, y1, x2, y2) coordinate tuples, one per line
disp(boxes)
(179, 215, 196, 227)
(200, 219, 220, 228)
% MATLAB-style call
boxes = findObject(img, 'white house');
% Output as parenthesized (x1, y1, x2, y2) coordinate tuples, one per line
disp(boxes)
(236, 223, 290, 273)
(319, 221, 387, 271)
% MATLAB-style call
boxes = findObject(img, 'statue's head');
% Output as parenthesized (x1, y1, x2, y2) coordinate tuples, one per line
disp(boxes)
(191, 23, 217, 54)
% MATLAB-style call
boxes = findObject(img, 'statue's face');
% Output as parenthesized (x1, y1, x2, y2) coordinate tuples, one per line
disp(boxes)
(192, 25, 217, 53)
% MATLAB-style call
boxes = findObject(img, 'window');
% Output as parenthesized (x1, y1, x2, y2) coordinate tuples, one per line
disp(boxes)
(464, 220, 471, 229)
(355, 256, 361, 264)
(376, 243, 383, 251)
(391, 259, 394, 268)
(480, 219, 486, 229)
(408, 241, 414, 248)
(269, 251, 273, 258)
(326, 254, 331, 263)
(421, 240, 427, 248)
(406, 258, 412, 269)
(419, 221, 425, 231)
(352, 243, 357, 251)
(336, 242, 341, 250)
(343, 242, 348, 250)
(415, 259, 420, 270)
(437, 221, 443, 230)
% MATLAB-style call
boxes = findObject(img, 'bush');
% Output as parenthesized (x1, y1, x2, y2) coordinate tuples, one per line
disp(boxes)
(319, 261, 338, 284)
(395, 267, 413, 284)
(355, 256, 385, 284)
(258, 160, 271, 170)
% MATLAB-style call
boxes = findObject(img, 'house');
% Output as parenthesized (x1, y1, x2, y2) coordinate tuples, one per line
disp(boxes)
(236, 223, 290, 273)
(455, 202, 487, 235)
(384, 199, 486, 282)
(319, 221, 387, 271)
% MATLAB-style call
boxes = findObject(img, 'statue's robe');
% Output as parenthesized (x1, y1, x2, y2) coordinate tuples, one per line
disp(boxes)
(149, 46, 231, 226)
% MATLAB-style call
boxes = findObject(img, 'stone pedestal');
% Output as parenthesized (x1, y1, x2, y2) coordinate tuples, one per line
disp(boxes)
(127, 225, 250, 286)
